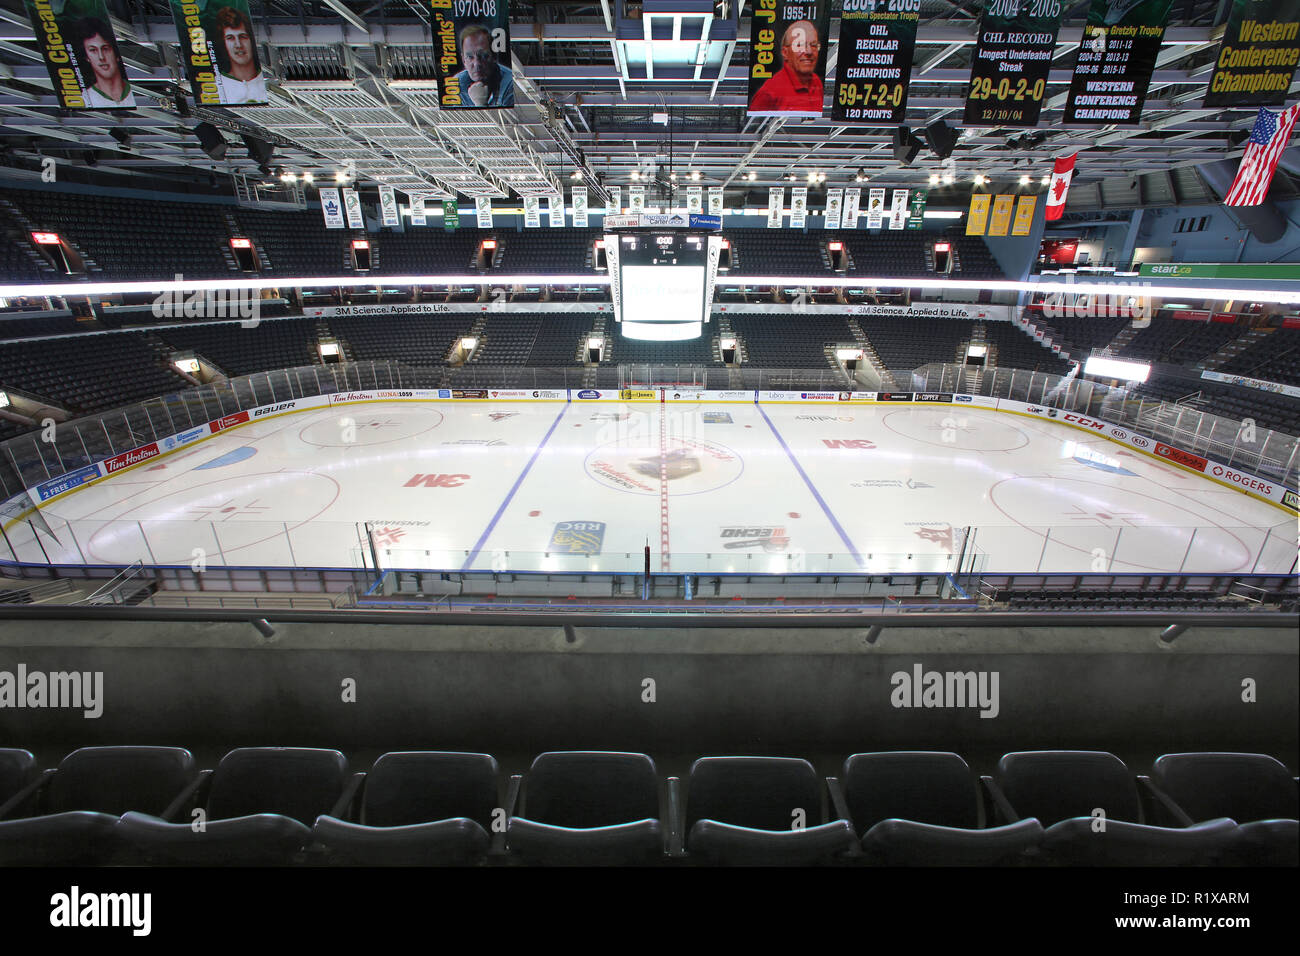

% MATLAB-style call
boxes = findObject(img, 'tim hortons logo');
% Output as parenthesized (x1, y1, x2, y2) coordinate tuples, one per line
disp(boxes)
(404, 474, 470, 487)
(822, 439, 877, 449)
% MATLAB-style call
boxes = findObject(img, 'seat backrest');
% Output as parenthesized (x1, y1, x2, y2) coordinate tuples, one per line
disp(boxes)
(1152, 753, 1298, 823)
(996, 751, 1140, 825)
(363, 752, 498, 828)
(0, 749, 37, 804)
(686, 757, 821, 831)
(842, 752, 979, 833)
(522, 752, 658, 827)
(47, 747, 196, 816)
(208, 748, 348, 824)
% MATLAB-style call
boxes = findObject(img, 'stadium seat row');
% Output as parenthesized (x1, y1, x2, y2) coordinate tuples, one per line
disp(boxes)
(0, 747, 1294, 866)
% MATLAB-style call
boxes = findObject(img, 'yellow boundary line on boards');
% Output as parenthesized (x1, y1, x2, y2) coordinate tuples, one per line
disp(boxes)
(6, 397, 1296, 534)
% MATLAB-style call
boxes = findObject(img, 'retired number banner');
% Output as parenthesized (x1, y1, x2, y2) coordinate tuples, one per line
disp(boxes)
(965, 0, 1065, 127)
(170, 0, 268, 106)
(430, 0, 514, 108)
(26, 0, 137, 109)
(1065, 0, 1174, 125)
(833, 0, 919, 124)
(1204, 0, 1300, 107)
(747, 0, 831, 117)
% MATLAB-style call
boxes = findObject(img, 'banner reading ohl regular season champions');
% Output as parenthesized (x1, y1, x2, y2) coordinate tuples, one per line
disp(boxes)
(430, 0, 514, 108)
(964, 0, 1066, 127)
(1064, 0, 1174, 125)
(832, 0, 919, 124)
(1203, 0, 1300, 107)
(26, 0, 136, 109)
(747, 0, 831, 117)
(169, 0, 268, 106)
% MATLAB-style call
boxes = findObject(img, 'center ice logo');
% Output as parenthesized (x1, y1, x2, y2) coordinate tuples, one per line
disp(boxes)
(548, 521, 606, 554)
(585, 436, 743, 497)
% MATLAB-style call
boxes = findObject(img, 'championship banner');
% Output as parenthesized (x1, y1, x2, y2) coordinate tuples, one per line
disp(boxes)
(843, 186, 861, 226)
(707, 186, 724, 216)
(608, 185, 622, 215)
(964, 0, 1065, 127)
(342, 188, 364, 229)
(320, 187, 344, 229)
(888, 188, 909, 230)
(475, 195, 493, 228)
(1204, 0, 1300, 107)
(866, 187, 886, 228)
(379, 185, 400, 226)
(443, 198, 459, 231)
(988, 194, 1015, 236)
(1065, 0, 1174, 124)
(628, 185, 646, 214)
(907, 188, 927, 229)
(572, 186, 588, 227)
(429, 0, 514, 109)
(747, 0, 831, 117)
(790, 186, 808, 227)
(687, 186, 704, 215)
(767, 186, 785, 227)
(168, 0, 268, 106)
(824, 188, 843, 228)
(410, 194, 427, 226)
(1012, 195, 1037, 235)
(26, 0, 137, 109)
(523, 196, 540, 227)
(549, 193, 565, 227)
(967, 194, 991, 235)
(832, 0, 919, 124)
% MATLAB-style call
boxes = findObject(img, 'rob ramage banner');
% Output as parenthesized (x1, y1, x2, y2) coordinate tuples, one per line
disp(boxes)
(169, 0, 268, 106)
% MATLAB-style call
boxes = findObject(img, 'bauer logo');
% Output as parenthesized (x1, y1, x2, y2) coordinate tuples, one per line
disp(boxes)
(577, 390, 600, 400)
(548, 520, 606, 554)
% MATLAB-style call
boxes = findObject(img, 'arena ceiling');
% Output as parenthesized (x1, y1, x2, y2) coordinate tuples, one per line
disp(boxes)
(0, 1, 1293, 209)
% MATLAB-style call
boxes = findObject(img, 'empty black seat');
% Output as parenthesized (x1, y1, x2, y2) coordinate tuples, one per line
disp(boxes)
(0, 746, 198, 865)
(0, 749, 36, 809)
(118, 747, 355, 865)
(684, 756, 855, 865)
(990, 751, 1235, 865)
(507, 751, 663, 865)
(839, 752, 1042, 865)
(312, 752, 496, 865)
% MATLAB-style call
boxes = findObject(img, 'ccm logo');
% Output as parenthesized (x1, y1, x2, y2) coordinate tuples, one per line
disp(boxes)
(1063, 414, 1105, 430)
(404, 474, 470, 488)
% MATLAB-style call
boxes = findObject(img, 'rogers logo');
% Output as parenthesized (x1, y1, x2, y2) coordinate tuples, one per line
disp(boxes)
(1217, 467, 1272, 494)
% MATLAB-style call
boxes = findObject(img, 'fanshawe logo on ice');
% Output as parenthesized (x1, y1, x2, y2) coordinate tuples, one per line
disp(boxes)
(720, 526, 789, 552)
(890, 663, 1000, 719)
(50, 886, 150, 936)
(548, 521, 606, 554)
(103, 443, 160, 474)
(1, 664, 103, 718)
(152, 274, 260, 326)
(403, 473, 470, 487)
(822, 438, 877, 450)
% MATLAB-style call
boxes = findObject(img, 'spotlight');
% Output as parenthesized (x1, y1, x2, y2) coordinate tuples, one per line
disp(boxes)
(690, 170, 700, 181)
(893, 126, 923, 165)
(1019, 174, 1031, 186)
(973, 174, 987, 186)
(942, 172, 955, 185)
(924, 118, 959, 160)
(335, 170, 348, 183)
(570, 170, 581, 179)
(746, 171, 756, 181)
(281, 171, 297, 183)
(302, 172, 314, 183)
(670, 172, 678, 181)
(193, 122, 227, 160)
(929, 173, 940, 186)
(1040, 174, 1051, 186)
(631, 170, 640, 180)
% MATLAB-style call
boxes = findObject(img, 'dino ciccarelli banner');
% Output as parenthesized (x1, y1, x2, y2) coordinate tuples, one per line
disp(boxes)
(26, 0, 137, 109)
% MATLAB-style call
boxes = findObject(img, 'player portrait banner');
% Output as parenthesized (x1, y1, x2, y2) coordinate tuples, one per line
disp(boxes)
(1204, 0, 1300, 107)
(967, 193, 992, 235)
(319, 187, 344, 229)
(571, 186, 588, 227)
(169, 0, 268, 107)
(342, 188, 364, 229)
(607, 185, 622, 215)
(790, 186, 809, 227)
(1064, 0, 1174, 125)
(429, 0, 514, 109)
(523, 195, 540, 227)
(842, 186, 861, 226)
(26, 0, 137, 109)
(832, 0, 919, 124)
(747, 0, 832, 117)
(888, 188, 909, 230)
(707, 186, 724, 216)
(475, 195, 493, 228)
(549, 193, 565, 227)
(824, 188, 843, 228)
(767, 187, 785, 227)
(628, 185, 646, 214)
(1012, 195, 1037, 235)
(687, 186, 704, 215)
(379, 185, 400, 226)
(964, 0, 1065, 127)
(988, 194, 1015, 236)
(866, 186, 886, 228)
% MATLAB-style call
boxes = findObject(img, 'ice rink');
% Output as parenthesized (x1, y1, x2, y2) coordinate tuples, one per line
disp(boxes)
(8, 399, 1295, 576)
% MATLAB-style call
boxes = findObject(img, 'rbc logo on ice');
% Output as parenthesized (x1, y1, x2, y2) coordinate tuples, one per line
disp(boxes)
(548, 521, 605, 554)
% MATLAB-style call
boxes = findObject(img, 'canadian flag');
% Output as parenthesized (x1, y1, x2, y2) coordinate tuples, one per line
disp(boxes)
(1045, 153, 1077, 221)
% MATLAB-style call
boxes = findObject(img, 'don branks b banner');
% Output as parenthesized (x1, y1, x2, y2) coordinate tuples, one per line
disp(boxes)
(169, 0, 268, 106)
(747, 0, 832, 117)
(1204, 0, 1300, 107)
(1065, 0, 1174, 124)
(964, 0, 1065, 127)
(430, 0, 514, 108)
(26, 0, 137, 109)
(832, 0, 920, 124)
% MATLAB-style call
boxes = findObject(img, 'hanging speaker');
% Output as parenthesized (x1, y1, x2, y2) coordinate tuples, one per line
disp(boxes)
(194, 122, 227, 160)
(924, 119, 959, 160)
(242, 134, 275, 167)
(893, 126, 922, 165)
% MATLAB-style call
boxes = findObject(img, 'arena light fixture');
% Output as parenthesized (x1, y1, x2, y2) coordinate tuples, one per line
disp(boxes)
(302, 172, 314, 184)
(929, 173, 940, 186)
(173, 357, 201, 373)
(31, 232, 61, 245)
(1084, 355, 1150, 382)
(0, 391, 9, 408)
(230, 238, 252, 249)
(318, 342, 340, 358)
(1019, 175, 1031, 186)
(351, 239, 370, 250)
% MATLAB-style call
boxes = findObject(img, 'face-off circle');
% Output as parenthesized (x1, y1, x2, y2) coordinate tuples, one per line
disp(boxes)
(881, 408, 1029, 452)
(584, 435, 744, 497)
(298, 408, 444, 447)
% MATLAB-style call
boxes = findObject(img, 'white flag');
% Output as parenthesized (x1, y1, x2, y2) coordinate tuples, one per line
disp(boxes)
(767, 187, 784, 228)
(572, 186, 588, 227)
(524, 196, 540, 227)
(707, 186, 723, 216)
(687, 186, 703, 214)
(549, 193, 565, 227)
(889, 189, 909, 230)
(790, 187, 808, 228)
(409, 194, 426, 226)
(378, 186, 399, 227)
(342, 188, 364, 229)
(842, 187, 861, 226)
(475, 196, 493, 228)
(320, 188, 344, 229)
(867, 187, 886, 228)
(824, 188, 843, 229)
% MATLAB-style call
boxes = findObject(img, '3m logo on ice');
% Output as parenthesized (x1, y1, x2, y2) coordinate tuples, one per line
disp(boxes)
(891, 663, 1000, 719)
(50, 886, 150, 936)
(404, 474, 470, 488)
(822, 439, 877, 450)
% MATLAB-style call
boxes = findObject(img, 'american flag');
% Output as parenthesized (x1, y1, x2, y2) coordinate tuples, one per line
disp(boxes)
(1225, 105, 1300, 206)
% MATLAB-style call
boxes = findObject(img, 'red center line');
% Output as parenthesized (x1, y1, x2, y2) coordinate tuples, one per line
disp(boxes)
(659, 403, 671, 571)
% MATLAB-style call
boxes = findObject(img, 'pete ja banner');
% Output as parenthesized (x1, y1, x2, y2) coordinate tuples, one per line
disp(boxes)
(747, 0, 831, 117)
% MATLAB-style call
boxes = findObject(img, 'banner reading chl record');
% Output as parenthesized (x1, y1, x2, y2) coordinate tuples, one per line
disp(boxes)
(430, 0, 514, 108)
(747, 1, 831, 117)
(170, 0, 268, 106)
(964, 0, 1065, 127)
(1064, 0, 1174, 125)
(26, 0, 137, 109)
(832, 0, 919, 124)
(1203, 0, 1300, 107)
